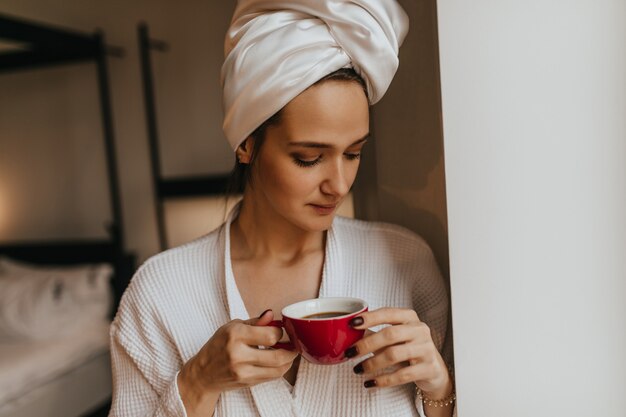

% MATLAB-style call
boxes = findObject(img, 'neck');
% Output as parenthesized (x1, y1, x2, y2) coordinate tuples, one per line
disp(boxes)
(230, 193, 325, 264)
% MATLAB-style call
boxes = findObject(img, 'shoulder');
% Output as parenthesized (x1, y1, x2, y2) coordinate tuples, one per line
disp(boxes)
(134, 228, 222, 289)
(332, 216, 434, 260)
(112, 226, 224, 329)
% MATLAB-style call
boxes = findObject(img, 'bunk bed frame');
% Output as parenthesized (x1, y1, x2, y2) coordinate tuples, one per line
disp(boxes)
(0, 12, 133, 309)
(138, 23, 237, 250)
(0, 13, 134, 417)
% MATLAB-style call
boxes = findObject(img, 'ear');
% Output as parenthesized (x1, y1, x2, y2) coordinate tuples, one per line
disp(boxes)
(236, 137, 255, 164)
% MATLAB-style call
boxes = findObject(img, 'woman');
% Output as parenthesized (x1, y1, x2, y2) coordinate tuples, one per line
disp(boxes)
(110, 1, 455, 416)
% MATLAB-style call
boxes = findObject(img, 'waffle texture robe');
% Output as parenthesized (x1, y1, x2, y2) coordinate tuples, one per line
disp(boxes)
(109, 208, 454, 417)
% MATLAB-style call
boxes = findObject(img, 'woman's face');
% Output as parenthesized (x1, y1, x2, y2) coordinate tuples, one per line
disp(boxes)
(249, 80, 369, 232)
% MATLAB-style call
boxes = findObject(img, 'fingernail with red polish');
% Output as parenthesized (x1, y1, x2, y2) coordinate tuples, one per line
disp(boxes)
(364, 380, 377, 388)
(258, 309, 272, 318)
(349, 316, 364, 327)
(344, 346, 358, 358)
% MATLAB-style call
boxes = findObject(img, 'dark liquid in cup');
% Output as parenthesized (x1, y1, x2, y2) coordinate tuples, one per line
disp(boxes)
(302, 311, 350, 319)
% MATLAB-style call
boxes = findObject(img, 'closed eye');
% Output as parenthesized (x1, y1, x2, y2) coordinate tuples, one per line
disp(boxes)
(293, 156, 322, 167)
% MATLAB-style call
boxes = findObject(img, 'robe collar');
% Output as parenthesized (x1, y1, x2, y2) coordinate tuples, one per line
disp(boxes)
(221, 202, 344, 417)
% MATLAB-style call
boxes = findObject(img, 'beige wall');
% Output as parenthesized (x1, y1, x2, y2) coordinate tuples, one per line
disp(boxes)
(0, 63, 110, 240)
(0, 0, 236, 260)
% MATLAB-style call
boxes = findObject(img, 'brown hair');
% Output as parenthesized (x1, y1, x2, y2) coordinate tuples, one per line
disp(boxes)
(226, 68, 368, 196)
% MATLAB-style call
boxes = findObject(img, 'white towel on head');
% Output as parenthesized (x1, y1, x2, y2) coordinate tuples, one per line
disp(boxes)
(221, 0, 409, 150)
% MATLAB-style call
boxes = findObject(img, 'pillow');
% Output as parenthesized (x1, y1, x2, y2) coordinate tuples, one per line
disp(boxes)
(0, 256, 112, 305)
(0, 257, 113, 342)
(0, 273, 87, 341)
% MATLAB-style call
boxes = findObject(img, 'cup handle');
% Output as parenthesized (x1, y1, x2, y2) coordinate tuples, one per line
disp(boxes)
(266, 320, 296, 351)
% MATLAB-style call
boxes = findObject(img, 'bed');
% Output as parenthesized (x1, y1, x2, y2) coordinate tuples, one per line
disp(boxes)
(0, 321, 111, 417)
(0, 12, 134, 417)
(0, 243, 134, 417)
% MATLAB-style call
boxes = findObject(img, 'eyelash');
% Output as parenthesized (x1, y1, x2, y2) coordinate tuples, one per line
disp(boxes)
(293, 153, 361, 168)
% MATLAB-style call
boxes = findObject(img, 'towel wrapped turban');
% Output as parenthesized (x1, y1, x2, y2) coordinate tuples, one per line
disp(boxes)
(221, 0, 409, 150)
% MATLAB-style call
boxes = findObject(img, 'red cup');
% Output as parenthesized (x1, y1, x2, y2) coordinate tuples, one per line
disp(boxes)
(267, 297, 368, 365)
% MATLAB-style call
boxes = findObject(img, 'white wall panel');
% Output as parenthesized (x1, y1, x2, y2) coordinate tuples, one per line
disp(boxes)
(437, 1, 626, 415)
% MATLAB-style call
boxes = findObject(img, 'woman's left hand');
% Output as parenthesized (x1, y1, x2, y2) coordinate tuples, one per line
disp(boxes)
(344, 307, 452, 398)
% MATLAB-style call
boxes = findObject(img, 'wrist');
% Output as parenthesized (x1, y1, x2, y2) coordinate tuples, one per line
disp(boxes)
(417, 366, 456, 410)
(421, 376, 454, 401)
(178, 359, 221, 410)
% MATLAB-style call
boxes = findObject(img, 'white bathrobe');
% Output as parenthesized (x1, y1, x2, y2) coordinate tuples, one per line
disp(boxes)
(109, 208, 453, 417)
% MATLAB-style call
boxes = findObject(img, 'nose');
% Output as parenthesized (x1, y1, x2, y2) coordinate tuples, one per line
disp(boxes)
(320, 159, 351, 198)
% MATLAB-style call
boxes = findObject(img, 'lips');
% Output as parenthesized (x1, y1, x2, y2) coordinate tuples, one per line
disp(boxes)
(310, 203, 337, 209)
(309, 203, 338, 215)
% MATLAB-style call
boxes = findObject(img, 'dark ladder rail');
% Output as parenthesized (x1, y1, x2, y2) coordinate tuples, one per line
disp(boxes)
(138, 22, 168, 251)
(95, 30, 125, 252)
(137, 23, 236, 251)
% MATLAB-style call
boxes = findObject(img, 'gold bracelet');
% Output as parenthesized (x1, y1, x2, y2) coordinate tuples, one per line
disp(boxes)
(416, 365, 456, 408)
(416, 388, 456, 408)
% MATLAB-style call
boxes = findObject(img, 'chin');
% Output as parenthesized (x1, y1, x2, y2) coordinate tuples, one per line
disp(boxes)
(292, 213, 336, 233)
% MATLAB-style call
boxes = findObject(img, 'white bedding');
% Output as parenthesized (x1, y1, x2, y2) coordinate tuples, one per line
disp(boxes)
(0, 319, 110, 406)
(0, 257, 112, 342)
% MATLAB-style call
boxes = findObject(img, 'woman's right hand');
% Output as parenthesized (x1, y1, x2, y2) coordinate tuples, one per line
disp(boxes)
(178, 309, 298, 415)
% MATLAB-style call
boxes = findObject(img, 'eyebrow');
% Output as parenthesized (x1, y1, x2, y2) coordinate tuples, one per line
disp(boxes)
(288, 133, 370, 149)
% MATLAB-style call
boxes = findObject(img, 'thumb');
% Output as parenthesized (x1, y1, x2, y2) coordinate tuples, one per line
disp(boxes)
(244, 309, 275, 326)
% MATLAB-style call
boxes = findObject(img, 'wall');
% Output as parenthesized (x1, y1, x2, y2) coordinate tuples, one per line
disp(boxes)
(0, 63, 110, 240)
(0, 0, 236, 260)
(437, 1, 626, 415)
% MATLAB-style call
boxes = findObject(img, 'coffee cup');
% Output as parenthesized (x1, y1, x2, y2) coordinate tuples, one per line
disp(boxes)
(267, 297, 368, 365)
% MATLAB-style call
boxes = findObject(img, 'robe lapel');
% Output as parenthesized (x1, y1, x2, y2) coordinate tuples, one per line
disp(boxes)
(291, 225, 343, 417)
(222, 211, 371, 417)
(222, 205, 300, 417)
(223, 211, 248, 321)
(317, 225, 346, 298)
(294, 223, 382, 417)
(250, 380, 301, 417)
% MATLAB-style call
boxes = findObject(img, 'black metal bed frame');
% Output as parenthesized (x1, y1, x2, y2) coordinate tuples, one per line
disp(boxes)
(137, 22, 235, 250)
(0, 12, 135, 305)
(0, 13, 125, 252)
(0, 13, 135, 416)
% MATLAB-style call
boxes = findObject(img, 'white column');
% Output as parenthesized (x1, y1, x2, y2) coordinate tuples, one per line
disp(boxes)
(437, 1, 626, 416)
